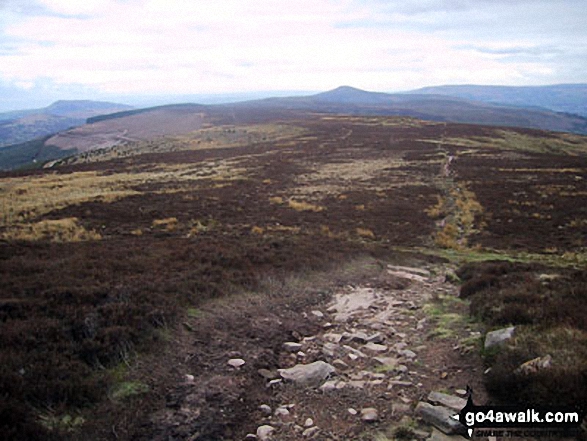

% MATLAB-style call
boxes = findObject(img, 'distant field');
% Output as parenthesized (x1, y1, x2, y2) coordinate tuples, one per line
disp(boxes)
(1, 113, 586, 440)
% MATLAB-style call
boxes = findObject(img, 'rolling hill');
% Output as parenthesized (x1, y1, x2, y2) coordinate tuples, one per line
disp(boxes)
(3, 86, 587, 171)
(410, 83, 587, 117)
(0, 100, 133, 148)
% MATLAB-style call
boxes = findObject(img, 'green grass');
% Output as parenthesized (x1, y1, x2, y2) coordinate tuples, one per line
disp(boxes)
(109, 381, 150, 401)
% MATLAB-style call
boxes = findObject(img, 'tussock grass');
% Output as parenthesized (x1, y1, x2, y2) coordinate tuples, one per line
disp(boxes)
(287, 199, 324, 212)
(1, 218, 101, 242)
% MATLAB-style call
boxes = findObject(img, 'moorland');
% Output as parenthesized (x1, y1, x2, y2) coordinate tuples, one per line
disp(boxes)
(0, 103, 586, 440)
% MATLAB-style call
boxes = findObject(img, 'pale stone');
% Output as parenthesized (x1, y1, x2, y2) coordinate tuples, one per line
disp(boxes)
(361, 407, 379, 422)
(484, 326, 515, 349)
(279, 361, 336, 387)
(228, 358, 245, 368)
(256, 425, 275, 441)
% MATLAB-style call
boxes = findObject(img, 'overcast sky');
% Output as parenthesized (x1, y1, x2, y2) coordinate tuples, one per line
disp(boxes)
(1, 0, 586, 110)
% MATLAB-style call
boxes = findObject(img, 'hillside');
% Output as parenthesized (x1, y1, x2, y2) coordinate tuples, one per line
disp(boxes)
(0, 109, 586, 440)
(0, 100, 133, 148)
(411, 83, 587, 117)
(244, 86, 587, 134)
(3, 87, 587, 171)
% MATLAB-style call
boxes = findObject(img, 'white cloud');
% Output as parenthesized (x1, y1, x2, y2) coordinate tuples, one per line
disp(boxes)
(0, 0, 584, 99)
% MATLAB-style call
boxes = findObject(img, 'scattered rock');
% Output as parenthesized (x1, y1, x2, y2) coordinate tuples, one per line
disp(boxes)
(364, 342, 388, 352)
(322, 342, 339, 357)
(274, 406, 290, 417)
(398, 349, 417, 359)
(345, 331, 369, 343)
(244, 434, 257, 440)
(311, 310, 324, 318)
(484, 326, 515, 349)
(323, 332, 343, 343)
(185, 374, 195, 382)
(319, 380, 337, 392)
(228, 358, 245, 368)
(302, 426, 320, 438)
(343, 345, 367, 358)
(349, 380, 366, 389)
(348, 408, 358, 415)
(366, 332, 385, 343)
(267, 379, 283, 387)
(332, 359, 349, 370)
(361, 407, 379, 422)
(258, 369, 278, 380)
(455, 389, 467, 396)
(304, 418, 314, 427)
(392, 402, 411, 415)
(427, 391, 467, 412)
(278, 361, 336, 387)
(283, 342, 303, 352)
(256, 425, 275, 441)
(416, 402, 465, 435)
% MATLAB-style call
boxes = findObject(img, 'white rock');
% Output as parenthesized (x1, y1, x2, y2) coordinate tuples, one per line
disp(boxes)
(185, 374, 195, 382)
(304, 418, 314, 427)
(311, 310, 324, 318)
(228, 358, 245, 368)
(256, 425, 275, 441)
(319, 380, 337, 392)
(364, 342, 388, 352)
(283, 342, 303, 352)
(259, 404, 272, 415)
(348, 408, 358, 415)
(274, 406, 290, 417)
(361, 407, 379, 422)
(302, 426, 320, 438)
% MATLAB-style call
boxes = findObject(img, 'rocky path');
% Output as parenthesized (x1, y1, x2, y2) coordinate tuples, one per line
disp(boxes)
(133, 260, 490, 441)
(244, 264, 488, 441)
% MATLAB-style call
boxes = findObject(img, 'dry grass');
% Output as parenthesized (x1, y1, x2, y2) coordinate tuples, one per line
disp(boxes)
(1, 218, 102, 242)
(423, 130, 587, 155)
(63, 124, 307, 165)
(356, 227, 376, 239)
(152, 217, 179, 231)
(287, 199, 324, 212)
(0, 158, 249, 229)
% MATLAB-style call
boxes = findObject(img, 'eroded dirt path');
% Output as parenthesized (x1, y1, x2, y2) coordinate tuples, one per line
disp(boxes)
(130, 258, 487, 441)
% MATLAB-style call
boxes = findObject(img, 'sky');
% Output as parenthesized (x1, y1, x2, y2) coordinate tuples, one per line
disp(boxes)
(0, 0, 586, 111)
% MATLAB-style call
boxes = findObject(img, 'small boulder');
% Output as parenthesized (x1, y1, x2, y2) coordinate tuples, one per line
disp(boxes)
(256, 425, 275, 441)
(415, 402, 465, 435)
(259, 404, 272, 415)
(484, 326, 515, 350)
(361, 407, 379, 422)
(364, 342, 388, 352)
(228, 358, 245, 368)
(427, 391, 467, 412)
(278, 361, 336, 387)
